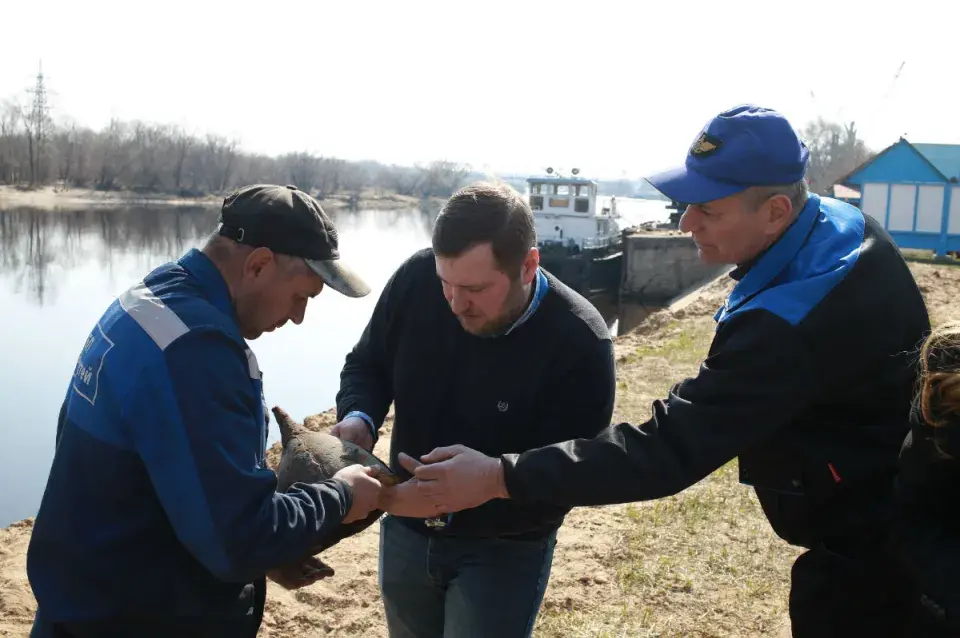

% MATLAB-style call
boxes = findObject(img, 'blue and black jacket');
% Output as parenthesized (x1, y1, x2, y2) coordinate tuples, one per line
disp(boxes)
(501, 194, 932, 549)
(27, 249, 352, 638)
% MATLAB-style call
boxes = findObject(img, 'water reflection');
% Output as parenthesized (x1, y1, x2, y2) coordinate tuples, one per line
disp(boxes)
(0, 206, 213, 306)
(0, 205, 446, 308)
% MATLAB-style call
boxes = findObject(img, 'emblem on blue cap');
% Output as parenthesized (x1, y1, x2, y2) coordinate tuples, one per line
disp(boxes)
(690, 132, 722, 157)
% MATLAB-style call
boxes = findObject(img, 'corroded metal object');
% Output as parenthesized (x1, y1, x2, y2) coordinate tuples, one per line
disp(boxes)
(271, 406, 400, 573)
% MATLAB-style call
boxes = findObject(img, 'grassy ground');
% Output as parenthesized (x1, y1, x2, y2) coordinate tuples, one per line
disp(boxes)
(530, 275, 799, 637)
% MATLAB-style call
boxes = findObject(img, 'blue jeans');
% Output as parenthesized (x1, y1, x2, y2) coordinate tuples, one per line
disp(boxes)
(378, 514, 558, 638)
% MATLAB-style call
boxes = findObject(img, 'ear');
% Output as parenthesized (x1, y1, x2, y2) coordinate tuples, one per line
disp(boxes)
(243, 247, 276, 280)
(521, 247, 539, 285)
(763, 195, 794, 235)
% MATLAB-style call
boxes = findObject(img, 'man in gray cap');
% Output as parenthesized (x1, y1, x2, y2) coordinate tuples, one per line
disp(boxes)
(28, 184, 380, 638)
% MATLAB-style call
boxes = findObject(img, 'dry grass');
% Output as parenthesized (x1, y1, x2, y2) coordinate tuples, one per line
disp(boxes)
(531, 274, 798, 637)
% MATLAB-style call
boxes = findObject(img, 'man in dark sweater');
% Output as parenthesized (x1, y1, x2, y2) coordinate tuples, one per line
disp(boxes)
(330, 181, 616, 638)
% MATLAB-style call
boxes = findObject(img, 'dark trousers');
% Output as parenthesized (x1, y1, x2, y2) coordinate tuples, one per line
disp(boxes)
(378, 514, 557, 638)
(788, 540, 912, 638)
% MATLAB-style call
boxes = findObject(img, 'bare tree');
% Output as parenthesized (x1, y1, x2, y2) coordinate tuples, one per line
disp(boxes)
(416, 160, 470, 197)
(801, 118, 874, 195)
(53, 123, 79, 188)
(0, 100, 22, 184)
(280, 152, 321, 193)
(171, 126, 193, 192)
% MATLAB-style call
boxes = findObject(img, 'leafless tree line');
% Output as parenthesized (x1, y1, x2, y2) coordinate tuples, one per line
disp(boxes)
(0, 69, 471, 200)
(801, 118, 875, 195)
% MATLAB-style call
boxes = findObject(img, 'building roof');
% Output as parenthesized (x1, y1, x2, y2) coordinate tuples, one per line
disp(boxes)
(838, 138, 960, 186)
(911, 143, 960, 181)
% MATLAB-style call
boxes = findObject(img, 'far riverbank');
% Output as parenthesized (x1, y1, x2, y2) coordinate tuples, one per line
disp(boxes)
(0, 185, 443, 212)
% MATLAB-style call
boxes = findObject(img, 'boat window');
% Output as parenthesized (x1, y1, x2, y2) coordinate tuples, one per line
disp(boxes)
(574, 198, 589, 213)
(575, 185, 590, 196)
(530, 195, 544, 210)
(555, 185, 570, 195)
(530, 183, 543, 195)
(548, 197, 570, 208)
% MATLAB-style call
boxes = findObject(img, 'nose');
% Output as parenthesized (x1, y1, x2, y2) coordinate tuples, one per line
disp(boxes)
(449, 287, 470, 315)
(679, 204, 702, 233)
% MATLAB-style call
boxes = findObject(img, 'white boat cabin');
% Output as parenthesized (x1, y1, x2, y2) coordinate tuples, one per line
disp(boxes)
(527, 171, 620, 251)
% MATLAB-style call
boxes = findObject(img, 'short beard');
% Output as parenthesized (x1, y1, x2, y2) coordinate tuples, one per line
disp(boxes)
(470, 277, 531, 337)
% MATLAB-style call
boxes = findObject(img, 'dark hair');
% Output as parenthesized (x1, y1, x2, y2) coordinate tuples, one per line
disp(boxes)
(432, 180, 536, 274)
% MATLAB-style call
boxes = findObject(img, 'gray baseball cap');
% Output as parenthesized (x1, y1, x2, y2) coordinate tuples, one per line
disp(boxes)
(217, 183, 370, 298)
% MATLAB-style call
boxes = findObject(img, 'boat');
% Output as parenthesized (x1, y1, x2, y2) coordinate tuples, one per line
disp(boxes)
(526, 168, 624, 298)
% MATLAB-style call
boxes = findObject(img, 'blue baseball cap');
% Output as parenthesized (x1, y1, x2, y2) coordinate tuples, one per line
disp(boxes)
(645, 104, 809, 204)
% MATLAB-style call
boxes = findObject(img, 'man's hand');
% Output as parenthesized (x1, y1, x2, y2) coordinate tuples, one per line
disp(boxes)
(267, 555, 335, 590)
(398, 445, 509, 513)
(330, 416, 374, 452)
(333, 464, 383, 523)
(378, 468, 446, 518)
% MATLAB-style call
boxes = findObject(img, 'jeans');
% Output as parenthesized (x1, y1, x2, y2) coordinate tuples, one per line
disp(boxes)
(378, 514, 557, 638)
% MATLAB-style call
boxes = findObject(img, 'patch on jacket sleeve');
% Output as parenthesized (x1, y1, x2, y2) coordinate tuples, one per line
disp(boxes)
(72, 323, 115, 406)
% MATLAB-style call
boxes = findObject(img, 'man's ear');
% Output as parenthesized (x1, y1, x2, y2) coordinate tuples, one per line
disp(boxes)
(243, 247, 276, 279)
(764, 194, 794, 235)
(521, 247, 539, 284)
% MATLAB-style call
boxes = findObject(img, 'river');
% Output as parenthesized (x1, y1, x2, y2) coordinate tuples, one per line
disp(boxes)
(0, 197, 671, 526)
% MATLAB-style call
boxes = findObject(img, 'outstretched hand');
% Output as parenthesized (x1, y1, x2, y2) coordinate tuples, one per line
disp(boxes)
(377, 478, 445, 519)
(396, 445, 509, 514)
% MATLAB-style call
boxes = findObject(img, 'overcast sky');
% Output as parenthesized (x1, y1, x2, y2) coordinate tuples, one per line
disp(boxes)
(1, 0, 956, 179)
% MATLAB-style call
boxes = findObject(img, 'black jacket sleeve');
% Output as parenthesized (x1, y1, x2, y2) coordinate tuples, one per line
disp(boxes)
(335, 256, 415, 431)
(500, 310, 819, 507)
(890, 405, 960, 632)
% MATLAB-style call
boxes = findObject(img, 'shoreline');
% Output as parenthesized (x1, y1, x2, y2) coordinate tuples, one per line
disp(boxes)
(0, 186, 441, 213)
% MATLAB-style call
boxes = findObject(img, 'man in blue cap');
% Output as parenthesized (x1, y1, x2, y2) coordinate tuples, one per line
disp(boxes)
(389, 105, 932, 635)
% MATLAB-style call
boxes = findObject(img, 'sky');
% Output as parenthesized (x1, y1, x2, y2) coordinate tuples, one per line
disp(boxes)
(1, 0, 958, 180)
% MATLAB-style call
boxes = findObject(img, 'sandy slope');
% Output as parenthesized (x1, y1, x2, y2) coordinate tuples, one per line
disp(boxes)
(3, 257, 960, 637)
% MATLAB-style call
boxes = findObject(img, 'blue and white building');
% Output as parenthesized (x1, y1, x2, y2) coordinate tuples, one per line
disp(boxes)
(840, 138, 960, 256)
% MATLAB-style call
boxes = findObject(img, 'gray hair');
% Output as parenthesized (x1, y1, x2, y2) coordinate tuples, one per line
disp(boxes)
(742, 180, 809, 214)
(203, 233, 307, 275)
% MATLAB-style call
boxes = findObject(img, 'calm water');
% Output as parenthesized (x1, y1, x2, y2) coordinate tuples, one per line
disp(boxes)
(0, 197, 670, 526)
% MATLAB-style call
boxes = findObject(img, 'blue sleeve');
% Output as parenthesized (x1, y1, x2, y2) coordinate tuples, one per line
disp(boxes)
(122, 329, 353, 583)
(344, 410, 378, 444)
